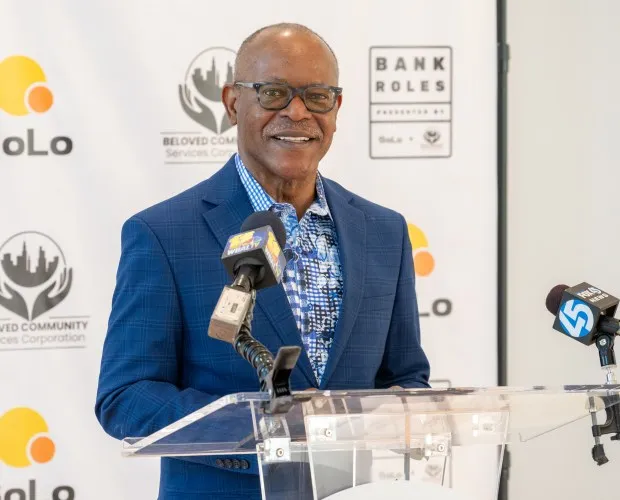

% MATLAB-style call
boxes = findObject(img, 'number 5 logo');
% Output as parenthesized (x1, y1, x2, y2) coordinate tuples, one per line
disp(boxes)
(559, 299, 594, 338)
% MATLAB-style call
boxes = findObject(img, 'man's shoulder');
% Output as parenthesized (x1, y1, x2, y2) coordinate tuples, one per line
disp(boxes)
(322, 176, 405, 225)
(129, 159, 235, 227)
(130, 177, 210, 226)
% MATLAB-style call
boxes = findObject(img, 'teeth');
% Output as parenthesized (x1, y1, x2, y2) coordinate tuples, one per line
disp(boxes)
(275, 136, 310, 142)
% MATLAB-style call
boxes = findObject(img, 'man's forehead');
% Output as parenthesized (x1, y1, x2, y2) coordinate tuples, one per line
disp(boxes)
(248, 44, 332, 67)
(241, 54, 337, 85)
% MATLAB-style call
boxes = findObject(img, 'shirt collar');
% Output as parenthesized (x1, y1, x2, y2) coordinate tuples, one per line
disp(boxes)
(234, 153, 332, 219)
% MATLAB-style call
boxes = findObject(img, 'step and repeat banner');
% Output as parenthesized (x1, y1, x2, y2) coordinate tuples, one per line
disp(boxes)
(0, 1, 498, 498)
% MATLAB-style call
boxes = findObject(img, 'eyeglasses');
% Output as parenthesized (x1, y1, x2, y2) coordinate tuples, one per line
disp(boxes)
(234, 81, 342, 113)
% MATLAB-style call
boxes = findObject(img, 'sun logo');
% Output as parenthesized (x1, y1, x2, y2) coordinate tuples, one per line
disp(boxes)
(407, 223, 435, 277)
(228, 230, 255, 250)
(0, 408, 55, 468)
(0, 56, 54, 116)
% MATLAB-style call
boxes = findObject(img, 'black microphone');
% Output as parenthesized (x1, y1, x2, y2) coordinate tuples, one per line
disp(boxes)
(546, 282, 620, 466)
(208, 211, 287, 343)
(545, 282, 620, 346)
(208, 211, 300, 414)
(224, 210, 287, 292)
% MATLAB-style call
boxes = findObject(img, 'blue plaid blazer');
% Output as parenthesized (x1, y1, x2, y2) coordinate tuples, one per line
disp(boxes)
(95, 156, 430, 499)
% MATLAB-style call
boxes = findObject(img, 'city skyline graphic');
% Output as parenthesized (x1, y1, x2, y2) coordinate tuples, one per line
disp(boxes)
(2, 241, 59, 287)
(0, 232, 72, 321)
(179, 47, 236, 135)
(192, 57, 234, 102)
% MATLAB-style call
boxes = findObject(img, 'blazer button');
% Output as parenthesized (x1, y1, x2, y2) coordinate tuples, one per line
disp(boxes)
(232, 459, 241, 469)
(224, 459, 233, 469)
(240, 459, 250, 469)
(215, 459, 224, 467)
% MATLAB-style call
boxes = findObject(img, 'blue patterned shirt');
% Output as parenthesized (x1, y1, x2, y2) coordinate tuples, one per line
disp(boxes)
(234, 154, 343, 384)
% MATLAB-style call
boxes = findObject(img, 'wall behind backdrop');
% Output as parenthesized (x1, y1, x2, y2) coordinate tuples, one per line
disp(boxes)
(0, 1, 498, 498)
(507, 1, 620, 499)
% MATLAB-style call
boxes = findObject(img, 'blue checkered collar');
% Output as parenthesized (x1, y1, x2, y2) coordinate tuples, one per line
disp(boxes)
(234, 153, 332, 219)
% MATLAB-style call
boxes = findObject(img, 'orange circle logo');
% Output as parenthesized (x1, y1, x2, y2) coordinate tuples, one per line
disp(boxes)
(0, 408, 55, 467)
(407, 223, 435, 277)
(0, 56, 54, 116)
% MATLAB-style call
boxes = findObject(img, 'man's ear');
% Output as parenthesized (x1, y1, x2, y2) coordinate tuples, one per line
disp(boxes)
(222, 84, 238, 125)
(334, 94, 343, 118)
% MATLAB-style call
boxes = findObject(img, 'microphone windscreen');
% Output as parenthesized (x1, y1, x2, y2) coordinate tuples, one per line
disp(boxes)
(241, 211, 286, 248)
(546, 284, 569, 315)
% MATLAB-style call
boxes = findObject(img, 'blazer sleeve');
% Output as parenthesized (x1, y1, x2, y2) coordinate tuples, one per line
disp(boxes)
(375, 215, 431, 389)
(94, 216, 258, 474)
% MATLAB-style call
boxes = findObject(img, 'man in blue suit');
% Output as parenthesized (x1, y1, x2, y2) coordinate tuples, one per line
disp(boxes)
(95, 22, 430, 499)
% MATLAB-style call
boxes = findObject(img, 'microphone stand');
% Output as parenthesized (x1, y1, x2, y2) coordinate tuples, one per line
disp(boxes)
(589, 334, 620, 465)
(230, 279, 301, 415)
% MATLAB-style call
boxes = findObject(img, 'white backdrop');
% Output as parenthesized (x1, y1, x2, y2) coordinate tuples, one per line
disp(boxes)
(0, 1, 498, 498)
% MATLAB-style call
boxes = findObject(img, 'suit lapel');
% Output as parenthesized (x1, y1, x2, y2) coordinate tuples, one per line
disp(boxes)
(319, 179, 367, 389)
(201, 158, 317, 387)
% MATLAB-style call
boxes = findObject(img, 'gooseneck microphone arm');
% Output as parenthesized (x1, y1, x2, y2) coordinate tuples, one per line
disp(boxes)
(230, 267, 301, 415)
(232, 288, 273, 388)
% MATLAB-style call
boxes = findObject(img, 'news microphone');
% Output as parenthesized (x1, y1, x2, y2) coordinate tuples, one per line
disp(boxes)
(208, 211, 287, 343)
(546, 282, 620, 466)
(223, 211, 287, 291)
(208, 211, 300, 414)
(545, 282, 620, 346)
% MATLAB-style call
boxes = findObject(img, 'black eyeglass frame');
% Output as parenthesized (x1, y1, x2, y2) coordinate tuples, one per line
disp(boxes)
(234, 81, 343, 113)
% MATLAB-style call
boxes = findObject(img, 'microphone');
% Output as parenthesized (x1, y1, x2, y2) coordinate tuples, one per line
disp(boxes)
(208, 211, 287, 343)
(223, 211, 287, 291)
(546, 282, 620, 466)
(545, 282, 620, 346)
(208, 211, 300, 414)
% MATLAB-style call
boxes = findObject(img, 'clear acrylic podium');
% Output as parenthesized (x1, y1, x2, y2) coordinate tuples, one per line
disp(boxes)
(121, 385, 620, 499)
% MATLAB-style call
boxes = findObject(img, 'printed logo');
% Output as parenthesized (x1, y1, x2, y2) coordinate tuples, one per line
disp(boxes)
(574, 285, 614, 305)
(0, 55, 73, 157)
(369, 46, 452, 159)
(423, 129, 441, 145)
(559, 299, 594, 338)
(0, 232, 89, 351)
(0, 408, 55, 468)
(179, 48, 235, 135)
(577, 286, 603, 299)
(228, 230, 256, 250)
(0, 232, 72, 321)
(0, 56, 53, 116)
(0, 407, 75, 499)
(265, 230, 285, 281)
(224, 230, 264, 258)
(162, 47, 237, 165)
(406, 223, 452, 318)
(407, 223, 435, 277)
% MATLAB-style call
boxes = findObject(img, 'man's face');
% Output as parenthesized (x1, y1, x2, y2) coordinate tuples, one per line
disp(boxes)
(223, 31, 341, 182)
